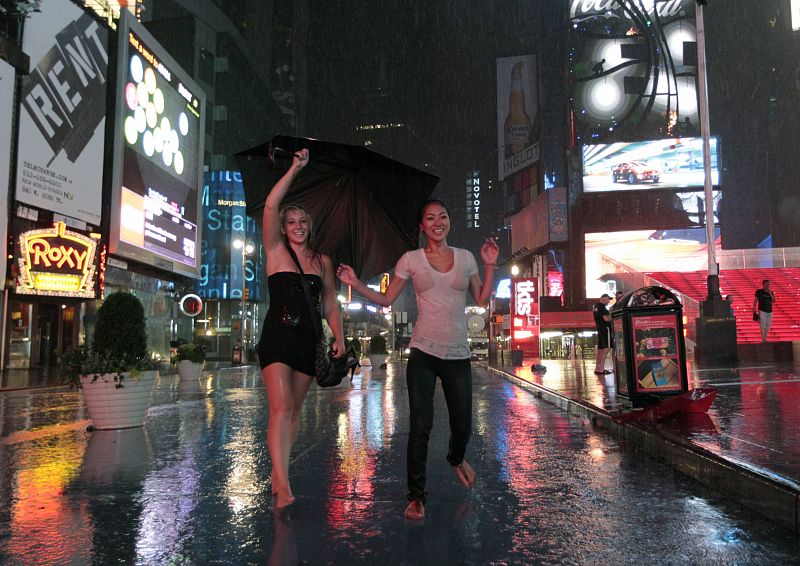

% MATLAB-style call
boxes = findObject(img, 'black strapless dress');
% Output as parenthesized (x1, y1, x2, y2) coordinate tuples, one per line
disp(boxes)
(258, 271, 323, 376)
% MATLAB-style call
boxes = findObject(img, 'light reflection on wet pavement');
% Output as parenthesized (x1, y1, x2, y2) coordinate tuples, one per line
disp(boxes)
(1, 363, 799, 564)
(503, 358, 800, 486)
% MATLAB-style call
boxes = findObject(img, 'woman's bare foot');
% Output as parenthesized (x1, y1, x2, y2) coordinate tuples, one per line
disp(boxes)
(274, 487, 295, 510)
(454, 461, 476, 488)
(404, 499, 425, 520)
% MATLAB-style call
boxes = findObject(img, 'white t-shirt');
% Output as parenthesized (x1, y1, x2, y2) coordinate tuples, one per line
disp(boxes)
(394, 247, 479, 360)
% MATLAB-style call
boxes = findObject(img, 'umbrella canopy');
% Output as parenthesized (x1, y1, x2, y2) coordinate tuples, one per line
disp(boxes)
(234, 135, 439, 281)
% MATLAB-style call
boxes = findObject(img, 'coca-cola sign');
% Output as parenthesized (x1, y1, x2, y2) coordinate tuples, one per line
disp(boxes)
(569, 0, 686, 20)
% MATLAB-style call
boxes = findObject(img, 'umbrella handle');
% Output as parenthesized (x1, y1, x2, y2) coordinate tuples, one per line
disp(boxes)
(268, 145, 301, 166)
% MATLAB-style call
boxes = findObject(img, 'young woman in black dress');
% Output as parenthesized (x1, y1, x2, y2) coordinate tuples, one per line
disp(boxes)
(258, 149, 345, 509)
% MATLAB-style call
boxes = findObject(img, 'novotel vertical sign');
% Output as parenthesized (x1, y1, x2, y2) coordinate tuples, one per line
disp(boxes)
(16, 222, 99, 298)
(511, 277, 540, 358)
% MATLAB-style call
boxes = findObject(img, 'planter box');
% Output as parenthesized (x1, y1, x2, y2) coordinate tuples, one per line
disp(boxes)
(80, 370, 158, 430)
(368, 354, 387, 370)
(177, 360, 204, 381)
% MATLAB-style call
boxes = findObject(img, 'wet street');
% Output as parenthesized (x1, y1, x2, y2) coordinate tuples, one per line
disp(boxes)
(1, 363, 799, 565)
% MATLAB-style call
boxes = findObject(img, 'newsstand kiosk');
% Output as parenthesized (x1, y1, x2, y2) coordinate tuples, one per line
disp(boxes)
(610, 286, 689, 408)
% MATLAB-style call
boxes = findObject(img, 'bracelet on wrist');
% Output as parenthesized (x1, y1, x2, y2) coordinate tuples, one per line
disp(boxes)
(484, 263, 496, 269)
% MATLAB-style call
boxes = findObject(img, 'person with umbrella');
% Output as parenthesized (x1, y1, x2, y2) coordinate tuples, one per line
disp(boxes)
(337, 198, 499, 520)
(259, 148, 345, 510)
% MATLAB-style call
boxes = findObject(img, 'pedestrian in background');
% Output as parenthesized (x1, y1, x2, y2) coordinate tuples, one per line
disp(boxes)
(593, 294, 613, 375)
(258, 149, 345, 510)
(753, 279, 776, 343)
(337, 198, 499, 520)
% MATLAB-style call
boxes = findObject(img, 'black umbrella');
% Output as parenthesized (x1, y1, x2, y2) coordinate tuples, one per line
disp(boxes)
(234, 135, 439, 281)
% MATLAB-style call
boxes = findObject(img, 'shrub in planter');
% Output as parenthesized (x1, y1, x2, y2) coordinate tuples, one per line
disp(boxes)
(93, 291, 148, 368)
(172, 342, 208, 364)
(369, 334, 388, 355)
(60, 292, 160, 429)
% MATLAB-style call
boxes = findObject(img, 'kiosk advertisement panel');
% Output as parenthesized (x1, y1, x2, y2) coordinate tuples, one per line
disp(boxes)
(631, 313, 683, 392)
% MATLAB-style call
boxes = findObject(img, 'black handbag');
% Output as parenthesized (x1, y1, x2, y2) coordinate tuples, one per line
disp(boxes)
(753, 312, 760, 322)
(286, 246, 359, 387)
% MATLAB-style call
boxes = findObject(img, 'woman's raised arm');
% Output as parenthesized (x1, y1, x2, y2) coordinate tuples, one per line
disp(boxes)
(262, 149, 308, 252)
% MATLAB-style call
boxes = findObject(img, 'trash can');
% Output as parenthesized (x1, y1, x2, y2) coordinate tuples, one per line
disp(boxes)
(610, 286, 689, 408)
(511, 348, 524, 367)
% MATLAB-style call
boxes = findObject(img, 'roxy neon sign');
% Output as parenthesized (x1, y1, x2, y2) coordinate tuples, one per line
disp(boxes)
(17, 222, 98, 298)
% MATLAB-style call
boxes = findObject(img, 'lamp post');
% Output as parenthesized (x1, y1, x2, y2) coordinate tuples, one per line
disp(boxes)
(233, 238, 255, 362)
(693, 0, 737, 365)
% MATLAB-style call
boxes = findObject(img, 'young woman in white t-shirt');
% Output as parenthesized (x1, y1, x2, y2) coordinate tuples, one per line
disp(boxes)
(336, 199, 499, 520)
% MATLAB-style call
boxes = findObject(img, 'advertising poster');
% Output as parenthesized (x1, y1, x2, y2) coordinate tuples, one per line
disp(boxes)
(197, 171, 262, 301)
(16, 0, 108, 225)
(110, 14, 205, 278)
(0, 58, 13, 285)
(583, 137, 720, 192)
(584, 228, 721, 298)
(511, 277, 540, 358)
(631, 313, 683, 392)
(497, 55, 539, 180)
(613, 317, 628, 393)
(569, 0, 697, 144)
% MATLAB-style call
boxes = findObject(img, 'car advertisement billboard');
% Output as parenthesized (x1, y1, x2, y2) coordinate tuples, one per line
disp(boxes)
(109, 13, 205, 278)
(582, 137, 719, 192)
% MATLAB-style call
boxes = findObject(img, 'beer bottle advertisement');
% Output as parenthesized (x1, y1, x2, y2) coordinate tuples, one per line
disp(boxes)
(504, 62, 531, 158)
(496, 55, 539, 181)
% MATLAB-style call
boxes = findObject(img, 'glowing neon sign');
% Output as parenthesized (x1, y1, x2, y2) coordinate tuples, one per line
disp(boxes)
(511, 277, 540, 358)
(16, 222, 98, 298)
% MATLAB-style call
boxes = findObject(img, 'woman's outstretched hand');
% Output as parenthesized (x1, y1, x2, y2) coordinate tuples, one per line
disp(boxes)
(480, 238, 500, 266)
(336, 264, 360, 288)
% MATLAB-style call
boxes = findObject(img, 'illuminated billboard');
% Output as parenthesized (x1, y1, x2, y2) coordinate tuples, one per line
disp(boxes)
(197, 171, 263, 300)
(511, 277, 540, 358)
(497, 55, 539, 180)
(582, 137, 719, 192)
(584, 228, 721, 297)
(15, 1, 108, 225)
(15, 222, 99, 298)
(569, 0, 698, 144)
(109, 13, 205, 278)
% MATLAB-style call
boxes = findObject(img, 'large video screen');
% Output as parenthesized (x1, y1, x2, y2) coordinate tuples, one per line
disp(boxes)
(585, 228, 720, 298)
(583, 137, 719, 193)
(110, 13, 205, 278)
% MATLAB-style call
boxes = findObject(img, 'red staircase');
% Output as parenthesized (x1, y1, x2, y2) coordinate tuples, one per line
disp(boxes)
(644, 268, 800, 344)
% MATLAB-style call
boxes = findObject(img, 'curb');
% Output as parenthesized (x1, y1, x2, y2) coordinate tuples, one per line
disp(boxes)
(486, 364, 800, 535)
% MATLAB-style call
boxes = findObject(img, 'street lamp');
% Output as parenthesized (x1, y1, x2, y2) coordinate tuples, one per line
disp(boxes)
(511, 264, 520, 277)
(233, 238, 255, 361)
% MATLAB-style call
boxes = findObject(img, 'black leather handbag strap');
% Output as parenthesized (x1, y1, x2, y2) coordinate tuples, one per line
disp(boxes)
(284, 245, 323, 342)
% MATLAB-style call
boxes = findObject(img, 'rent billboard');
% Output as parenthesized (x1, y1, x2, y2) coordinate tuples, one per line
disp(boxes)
(15, 0, 108, 225)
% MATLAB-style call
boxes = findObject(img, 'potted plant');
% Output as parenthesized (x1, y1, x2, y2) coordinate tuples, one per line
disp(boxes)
(368, 333, 388, 370)
(172, 341, 207, 381)
(62, 292, 161, 430)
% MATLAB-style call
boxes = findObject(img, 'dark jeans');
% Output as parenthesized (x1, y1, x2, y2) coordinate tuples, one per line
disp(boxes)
(406, 348, 472, 503)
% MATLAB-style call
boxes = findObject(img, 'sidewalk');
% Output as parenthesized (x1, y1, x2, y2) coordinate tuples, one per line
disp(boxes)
(487, 356, 800, 533)
(0, 361, 251, 391)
